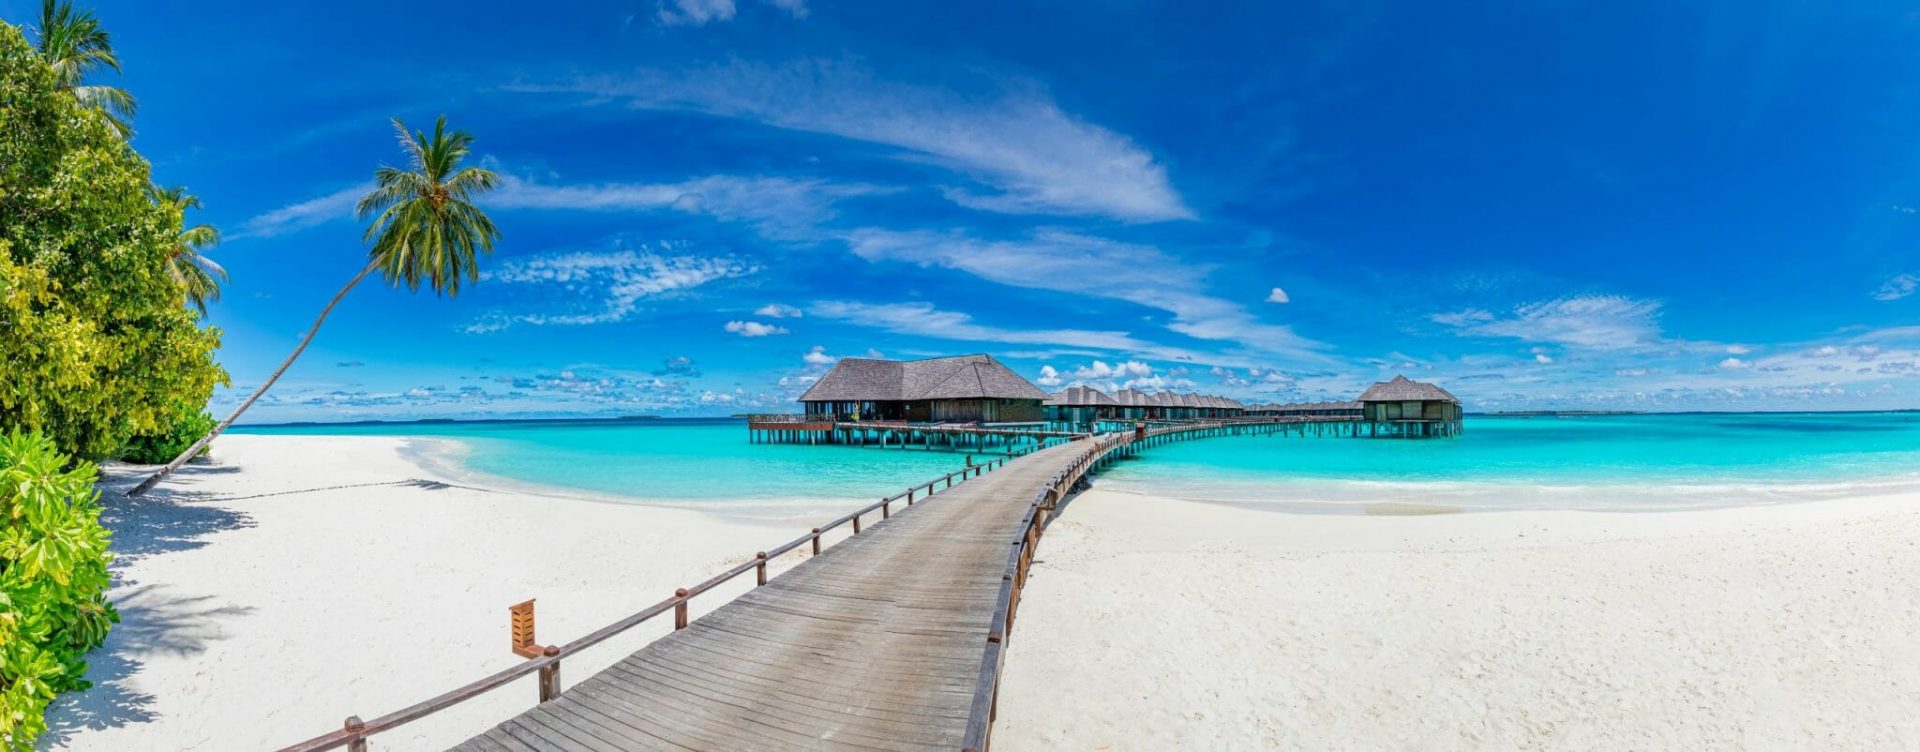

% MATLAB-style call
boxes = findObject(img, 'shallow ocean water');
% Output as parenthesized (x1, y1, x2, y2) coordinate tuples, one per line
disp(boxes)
(233, 412, 1920, 513)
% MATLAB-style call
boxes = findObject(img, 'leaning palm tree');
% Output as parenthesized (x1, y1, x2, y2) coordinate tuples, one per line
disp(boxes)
(129, 116, 500, 496)
(32, 0, 136, 137)
(152, 185, 227, 315)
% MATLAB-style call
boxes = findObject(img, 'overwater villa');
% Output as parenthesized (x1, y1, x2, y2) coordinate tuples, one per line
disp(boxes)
(1357, 375, 1464, 437)
(798, 354, 1049, 423)
(1044, 385, 1120, 429)
(1248, 400, 1364, 418)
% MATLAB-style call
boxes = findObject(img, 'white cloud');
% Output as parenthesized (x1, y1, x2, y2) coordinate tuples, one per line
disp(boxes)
(1874, 273, 1918, 301)
(842, 228, 1329, 361)
(514, 59, 1190, 222)
(1035, 365, 1063, 387)
(1719, 357, 1751, 369)
(802, 345, 836, 367)
(465, 246, 756, 333)
(491, 174, 883, 234)
(1433, 295, 1663, 350)
(657, 0, 805, 26)
(808, 300, 1153, 351)
(1532, 347, 1554, 364)
(1266, 287, 1290, 304)
(232, 185, 364, 239)
(1726, 344, 1753, 355)
(754, 303, 803, 318)
(725, 320, 789, 337)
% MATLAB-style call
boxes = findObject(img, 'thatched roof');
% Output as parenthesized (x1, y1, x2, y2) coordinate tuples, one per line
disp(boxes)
(1045, 385, 1119, 406)
(1109, 388, 1151, 407)
(1357, 375, 1458, 404)
(799, 354, 1049, 402)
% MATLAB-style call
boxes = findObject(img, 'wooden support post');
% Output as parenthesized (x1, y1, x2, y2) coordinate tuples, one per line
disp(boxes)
(537, 645, 561, 702)
(509, 599, 541, 658)
(811, 528, 822, 555)
(344, 716, 368, 752)
(882, 500, 890, 519)
(755, 552, 768, 586)
(674, 588, 690, 630)
(853, 514, 862, 534)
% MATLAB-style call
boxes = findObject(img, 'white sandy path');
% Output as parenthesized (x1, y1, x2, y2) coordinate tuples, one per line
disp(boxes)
(42, 434, 817, 751)
(996, 487, 1920, 751)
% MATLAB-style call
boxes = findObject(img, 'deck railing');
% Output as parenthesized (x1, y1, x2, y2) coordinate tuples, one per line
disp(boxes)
(276, 443, 1046, 752)
(959, 420, 1238, 751)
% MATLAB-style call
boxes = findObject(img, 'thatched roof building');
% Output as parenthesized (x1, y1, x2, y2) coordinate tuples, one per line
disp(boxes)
(1357, 375, 1462, 436)
(1044, 385, 1119, 407)
(800, 354, 1048, 423)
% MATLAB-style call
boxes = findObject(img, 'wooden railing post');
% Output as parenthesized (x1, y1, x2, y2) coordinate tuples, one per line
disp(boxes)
(755, 552, 768, 586)
(537, 646, 561, 702)
(344, 716, 367, 752)
(811, 528, 822, 554)
(674, 589, 690, 630)
(853, 514, 862, 534)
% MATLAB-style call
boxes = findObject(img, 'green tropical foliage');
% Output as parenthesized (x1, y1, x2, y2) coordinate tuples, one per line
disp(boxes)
(27, 0, 134, 137)
(118, 401, 216, 465)
(0, 23, 227, 460)
(131, 116, 501, 495)
(150, 185, 226, 315)
(0, 430, 118, 750)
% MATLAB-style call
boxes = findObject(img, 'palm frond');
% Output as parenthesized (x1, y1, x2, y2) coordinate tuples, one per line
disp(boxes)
(358, 115, 502, 298)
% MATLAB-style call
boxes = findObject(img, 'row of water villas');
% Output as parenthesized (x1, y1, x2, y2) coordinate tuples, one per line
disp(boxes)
(746, 354, 1464, 448)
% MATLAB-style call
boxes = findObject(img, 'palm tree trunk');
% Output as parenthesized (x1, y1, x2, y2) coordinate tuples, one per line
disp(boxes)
(128, 259, 382, 496)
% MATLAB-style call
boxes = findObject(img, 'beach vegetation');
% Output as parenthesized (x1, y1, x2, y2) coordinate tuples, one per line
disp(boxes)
(0, 21, 227, 461)
(0, 430, 118, 750)
(26, 0, 133, 138)
(129, 116, 503, 495)
(150, 185, 227, 316)
(117, 401, 217, 465)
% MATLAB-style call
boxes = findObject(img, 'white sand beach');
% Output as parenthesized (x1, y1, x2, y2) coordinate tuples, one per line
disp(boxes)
(47, 434, 805, 750)
(995, 487, 1920, 750)
(47, 433, 1920, 751)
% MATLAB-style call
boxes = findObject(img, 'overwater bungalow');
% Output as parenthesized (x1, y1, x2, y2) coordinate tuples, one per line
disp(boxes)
(1358, 375, 1464, 437)
(1111, 388, 1154, 420)
(1044, 385, 1119, 429)
(798, 354, 1049, 423)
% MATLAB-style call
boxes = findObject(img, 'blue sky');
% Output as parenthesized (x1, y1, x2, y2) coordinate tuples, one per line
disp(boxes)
(13, 0, 1920, 419)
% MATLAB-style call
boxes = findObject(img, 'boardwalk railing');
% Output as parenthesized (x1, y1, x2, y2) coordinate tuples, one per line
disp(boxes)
(276, 445, 1046, 752)
(960, 421, 1245, 751)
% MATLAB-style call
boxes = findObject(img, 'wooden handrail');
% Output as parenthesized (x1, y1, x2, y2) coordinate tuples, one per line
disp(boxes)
(960, 419, 1255, 750)
(276, 450, 1032, 752)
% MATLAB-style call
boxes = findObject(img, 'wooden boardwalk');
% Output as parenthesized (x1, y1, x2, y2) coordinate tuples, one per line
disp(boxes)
(449, 441, 1091, 751)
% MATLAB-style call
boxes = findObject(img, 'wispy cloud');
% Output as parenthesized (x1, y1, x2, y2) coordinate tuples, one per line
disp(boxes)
(466, 244, 756, 333)
(809, 300, 1154, 351)
(232, 185, 364, 239)
(754, 303, 803, 318)
(1432, 295, 1664, 350)
(512, 59, 1192, 222)
(234, 173, 880, 240)
(1874, 273, 1918, 301)
(490, 173, 884, 234)
(657, 0, 806, 26)
(842, 228, 1330, 361)
(725, 320, 789, 337)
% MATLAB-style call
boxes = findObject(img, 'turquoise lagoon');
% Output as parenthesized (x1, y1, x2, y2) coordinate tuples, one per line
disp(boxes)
(232, 412, 1920, 514)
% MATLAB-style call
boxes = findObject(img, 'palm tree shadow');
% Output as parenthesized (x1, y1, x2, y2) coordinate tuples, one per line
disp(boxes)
(37, 585, 254, 747)
(35, 464, 262, 746)
(93, 461, 256, 580)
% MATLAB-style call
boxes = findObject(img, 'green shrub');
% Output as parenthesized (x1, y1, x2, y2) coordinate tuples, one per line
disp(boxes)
(0, 24, 226, 460)
(118, 402, 217, 465)
(0, 430, 118, 750)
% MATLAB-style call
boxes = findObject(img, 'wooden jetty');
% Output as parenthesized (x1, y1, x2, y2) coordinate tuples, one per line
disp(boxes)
(277, 420, 1313, 752)
(746, 416, 1080, 452)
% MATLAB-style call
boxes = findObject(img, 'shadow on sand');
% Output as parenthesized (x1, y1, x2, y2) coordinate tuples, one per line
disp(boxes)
(36, 461, 259, 748)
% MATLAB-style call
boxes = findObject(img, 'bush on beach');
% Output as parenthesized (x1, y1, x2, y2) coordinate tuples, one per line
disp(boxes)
(118, 402, 217, 465)
(0, 430, 118, 750)
(0, 22, 225, 462)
